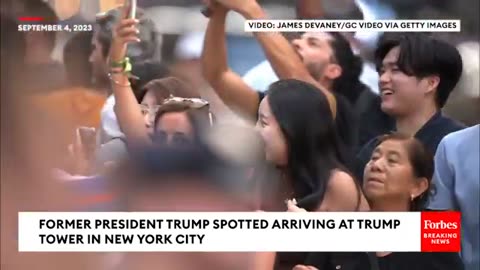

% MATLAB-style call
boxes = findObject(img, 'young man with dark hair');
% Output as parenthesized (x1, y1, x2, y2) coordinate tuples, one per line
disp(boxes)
(354, 33, 465, 181)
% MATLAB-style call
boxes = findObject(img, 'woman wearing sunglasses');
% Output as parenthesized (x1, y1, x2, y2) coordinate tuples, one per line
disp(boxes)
(108, 9, 213, 148)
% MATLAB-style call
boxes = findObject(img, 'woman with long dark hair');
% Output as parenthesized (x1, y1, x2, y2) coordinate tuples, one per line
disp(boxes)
(254, 79, 369, 270)
(256, 79, 367, 211)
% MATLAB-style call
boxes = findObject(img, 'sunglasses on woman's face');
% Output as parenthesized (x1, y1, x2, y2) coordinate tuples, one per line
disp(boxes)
(162, 96, 210, 109)
(161, 96, 214, 126)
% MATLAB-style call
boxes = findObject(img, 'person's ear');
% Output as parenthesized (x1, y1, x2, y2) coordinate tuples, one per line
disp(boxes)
(410, 177, 429, 200)
(324, 63, 342, 80)
(424, 75, 440, 95)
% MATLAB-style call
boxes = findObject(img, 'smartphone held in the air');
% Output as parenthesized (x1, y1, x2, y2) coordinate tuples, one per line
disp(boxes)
(124, 0, 137, 19)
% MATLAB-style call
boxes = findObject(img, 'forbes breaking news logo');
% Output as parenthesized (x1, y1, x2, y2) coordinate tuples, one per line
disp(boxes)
(421, 212, 461, 252)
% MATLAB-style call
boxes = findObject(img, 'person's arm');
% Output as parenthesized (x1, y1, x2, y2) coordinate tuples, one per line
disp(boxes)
(252, 252, 276, 270)
(109, 12, 151, 147)
(201, 4, 260, 120)
(214, 0, 336, 117)
(295, 0, 324, 19)
(325, 171, 369, 211)
(427, 139, 457, 210)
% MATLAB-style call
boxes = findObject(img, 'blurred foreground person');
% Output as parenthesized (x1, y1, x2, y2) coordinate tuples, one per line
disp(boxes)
(294, 133, 464, 270)
(31, 31, 107, 141)
(112, 143, 255, 270)
(18, 0, 66, 93)
(1, 15, 102, 270)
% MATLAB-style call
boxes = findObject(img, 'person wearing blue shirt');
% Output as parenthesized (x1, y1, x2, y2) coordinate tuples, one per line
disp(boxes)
(428, 125, 479, 270)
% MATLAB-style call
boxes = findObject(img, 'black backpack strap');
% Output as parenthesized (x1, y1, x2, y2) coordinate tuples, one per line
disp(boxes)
(367, 253, 380, 270)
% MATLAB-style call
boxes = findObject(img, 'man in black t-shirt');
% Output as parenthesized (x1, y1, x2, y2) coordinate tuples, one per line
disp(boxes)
(354, 33, 465, 182)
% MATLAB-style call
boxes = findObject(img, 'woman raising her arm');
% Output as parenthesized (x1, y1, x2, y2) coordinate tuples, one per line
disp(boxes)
(108, 7, 213, 149)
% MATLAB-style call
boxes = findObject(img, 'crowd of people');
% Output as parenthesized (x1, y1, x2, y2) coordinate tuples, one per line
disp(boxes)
(1, 0, 478, 270)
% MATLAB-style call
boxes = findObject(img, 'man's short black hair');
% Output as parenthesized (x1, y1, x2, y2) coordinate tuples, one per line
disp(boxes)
(375, 33, 463, 108)
(94, 8, 158, 62)
(20, 0, 59, 52)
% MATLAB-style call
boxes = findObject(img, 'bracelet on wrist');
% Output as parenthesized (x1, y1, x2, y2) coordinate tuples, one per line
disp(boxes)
(110, 57, 128, 68)
(109, 57, 132, 74)
(108, 73, 131, 87)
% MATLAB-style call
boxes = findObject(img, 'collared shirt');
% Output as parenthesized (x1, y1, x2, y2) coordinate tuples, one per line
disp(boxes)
(355, 112, 466, 181)
(428, 125, 479, 270)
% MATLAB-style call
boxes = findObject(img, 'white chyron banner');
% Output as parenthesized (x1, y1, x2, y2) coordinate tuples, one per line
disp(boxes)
(18, 212, 425, 252)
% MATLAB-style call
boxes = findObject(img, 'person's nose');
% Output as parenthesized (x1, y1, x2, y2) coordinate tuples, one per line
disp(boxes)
(292, 38, 303, 52)
(379, 70, 392, 87)
(166, 134, 174, 146)
(88, 50, 95, 64)
(369, 158, 384, 173)
(254, 121, 266, 136)
(144, 113, 152, 129)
